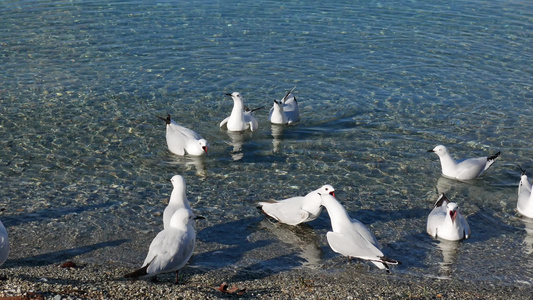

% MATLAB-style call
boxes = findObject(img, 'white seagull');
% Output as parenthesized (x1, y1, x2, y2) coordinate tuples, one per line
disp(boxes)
(0, 219, 8, 266)
(428, 145, 500, 181)
(257, 185, 335, 226)
(124, 208, 201, 284)
(219, 92, 260, 132)
(517, 166, 533, 218)
(157, 114, 208, 156)
(269, 87, 300, 125)
(426, 194, 470, 241)
(163, 175, 192, 229)
(319, 193, 400, 270)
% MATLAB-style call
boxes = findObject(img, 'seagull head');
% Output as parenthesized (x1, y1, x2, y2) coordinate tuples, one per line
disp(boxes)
(198, 139, 208, 154)
(427, 145, 448, 157)
(170, 175, 186, 188)
(226, 92, 242, 102)
(318, 185, 335, 198)
(447, 202, 459, 223)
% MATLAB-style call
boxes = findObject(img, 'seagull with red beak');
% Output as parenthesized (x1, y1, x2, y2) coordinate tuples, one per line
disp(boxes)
(427, 194, 471, 241)
(157, 114, 208, 156)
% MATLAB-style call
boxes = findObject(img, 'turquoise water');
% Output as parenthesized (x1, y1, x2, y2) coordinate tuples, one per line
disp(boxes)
(1, 0, 532, 285)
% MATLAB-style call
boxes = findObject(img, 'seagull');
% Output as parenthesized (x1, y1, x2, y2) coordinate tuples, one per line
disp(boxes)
(269, 87, 300, 125)
(157, 114, 208, 156)
(427, 145, 500, 181)
(0, 219, 8, 266)
(219, 92, 260, 132)
(163, 175, 192, 229)
(257, 185, 335, 226)
(319, 193, 400, 270)
(426, 194, 470, 241)
(517, 166, 533, 218)
(124, 208, 201, 284)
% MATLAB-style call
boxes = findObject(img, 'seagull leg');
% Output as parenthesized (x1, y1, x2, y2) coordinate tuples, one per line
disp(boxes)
(174, 270, 180, 284)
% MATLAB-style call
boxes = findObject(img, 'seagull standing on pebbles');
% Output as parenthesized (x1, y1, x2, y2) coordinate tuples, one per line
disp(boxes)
(319, 193, 401, 270)
(257, 185, 335, 226)
(157, 114, 208, 156)
(428, 145, 500, 181)
(426, 194, 471, 241)
(124, 208, 201, 284)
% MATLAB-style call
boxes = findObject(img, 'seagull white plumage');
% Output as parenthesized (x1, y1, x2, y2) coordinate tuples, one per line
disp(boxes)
(157, 114, 208, 156)
(269, 87, 300, 125)
(428, 145, 500, 181)
(163, 175, 192, 229)
(124, 208, 201, 284)
(517, 166, 533, 218)
(426, 194, 470, 241)
(319, 193, 400, 270)
(257, 185, 335, 226)
(219, 92, 260, 132)
(0, 219, 9, 266)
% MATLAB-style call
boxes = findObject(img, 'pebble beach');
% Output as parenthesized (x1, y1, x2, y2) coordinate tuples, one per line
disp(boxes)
(1, 262, 531, 299)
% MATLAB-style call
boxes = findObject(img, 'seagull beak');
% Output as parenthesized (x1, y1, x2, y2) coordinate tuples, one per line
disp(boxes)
(329, 191, 335, 197)
(225, 93, 233, 96)
(427, 149, 435, 153)
(194, 215, 206, 220)
(202, 146, 208, 154)
(449, 210, 457, 222)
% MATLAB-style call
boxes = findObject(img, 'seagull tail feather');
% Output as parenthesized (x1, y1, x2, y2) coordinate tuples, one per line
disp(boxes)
(124, 264, 149, 279)
(379, 256, 401, 265)
(484, 151, 501, 172)
(487, 151, 501, 162)
(156, 114, 171, 125)
(433, 193, 448, 208)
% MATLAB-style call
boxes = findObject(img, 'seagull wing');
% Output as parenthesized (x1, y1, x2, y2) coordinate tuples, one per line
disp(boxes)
(455, 157, 487, 180)
(244, 113, 258, 131)
(145, 228, 195, 275)
(326, 231, 386, 268)
(427, 206, 446, 238)
(458, 214, 471, 239)
(259, 197, 310, 225)
(219, 116, 230, 128)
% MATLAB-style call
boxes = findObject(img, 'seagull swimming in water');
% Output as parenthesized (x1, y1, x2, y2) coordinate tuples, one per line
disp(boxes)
(0, 219, 8, 266)
(319, 193, 401, 270)
(257, 185, 335, 226)
(157, 114, 208, 156)
(428, 145, 500, 181)
(219, 92, 260, 132)
(124, 208, 201, 284)
(517, 166, 533, 219)
(269, 87, 300, 125)
(426, 194, 470, 241)
(163, 175, 192, 229)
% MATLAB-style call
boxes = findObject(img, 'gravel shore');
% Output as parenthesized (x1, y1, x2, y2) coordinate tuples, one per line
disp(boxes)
(1, 261, 530, 300)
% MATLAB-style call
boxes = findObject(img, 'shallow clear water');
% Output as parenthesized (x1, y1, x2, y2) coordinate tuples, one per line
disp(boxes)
(1, 0, 532, 285)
